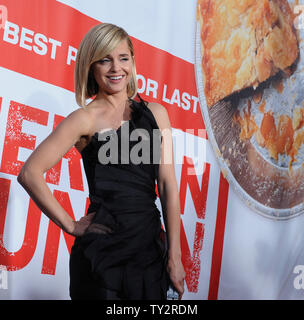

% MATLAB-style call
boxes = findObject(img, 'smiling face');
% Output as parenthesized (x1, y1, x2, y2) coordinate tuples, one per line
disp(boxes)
(92, 39, 134, 97)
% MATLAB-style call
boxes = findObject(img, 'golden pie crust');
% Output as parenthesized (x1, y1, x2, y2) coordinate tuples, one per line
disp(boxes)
(198, 0, 299, 107)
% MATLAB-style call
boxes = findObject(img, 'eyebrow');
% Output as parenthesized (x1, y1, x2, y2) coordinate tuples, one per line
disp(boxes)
(104, 53, 130, 58)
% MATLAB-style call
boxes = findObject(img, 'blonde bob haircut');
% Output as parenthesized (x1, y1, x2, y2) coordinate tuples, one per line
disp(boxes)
(74, 23, 138, 108)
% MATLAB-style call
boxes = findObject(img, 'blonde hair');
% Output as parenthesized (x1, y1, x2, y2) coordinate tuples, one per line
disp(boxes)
(74, 23, 138, 108)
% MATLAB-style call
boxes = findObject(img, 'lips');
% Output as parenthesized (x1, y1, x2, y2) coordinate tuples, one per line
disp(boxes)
(107, 75, 124, 81)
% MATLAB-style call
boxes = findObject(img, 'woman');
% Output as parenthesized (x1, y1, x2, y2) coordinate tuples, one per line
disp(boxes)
(17, 23, 185, 300)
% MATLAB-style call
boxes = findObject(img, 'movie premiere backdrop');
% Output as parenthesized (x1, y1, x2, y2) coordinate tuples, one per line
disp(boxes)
(0, 0, 304, 300)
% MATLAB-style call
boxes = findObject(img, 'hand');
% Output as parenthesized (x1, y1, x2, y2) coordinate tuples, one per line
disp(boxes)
(167, 256, 186, 300)
(69, 212, 113, 237)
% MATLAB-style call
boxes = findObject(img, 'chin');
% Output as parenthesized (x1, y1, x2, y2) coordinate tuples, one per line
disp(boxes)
(107, 85, 128, 95)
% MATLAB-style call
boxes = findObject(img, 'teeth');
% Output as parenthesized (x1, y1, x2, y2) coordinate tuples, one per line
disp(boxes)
(109, 76, 123, 80)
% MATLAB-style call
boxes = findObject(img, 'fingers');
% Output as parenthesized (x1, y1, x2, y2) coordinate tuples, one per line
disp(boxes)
(174, 281, 185, 300)
(79, 212, 95, 224)
(178, 287, 184, 300)
(168, 274, 184, 298)
(169, 270, 185, 300)
(87, 212, 96, 220)
(85, 223, 113, 235)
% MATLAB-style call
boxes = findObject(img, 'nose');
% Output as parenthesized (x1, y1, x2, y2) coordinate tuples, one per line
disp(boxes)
(110, 58, 121, 72)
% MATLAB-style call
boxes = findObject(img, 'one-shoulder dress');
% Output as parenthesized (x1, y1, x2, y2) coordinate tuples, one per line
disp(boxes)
(69, 98, 169, 300)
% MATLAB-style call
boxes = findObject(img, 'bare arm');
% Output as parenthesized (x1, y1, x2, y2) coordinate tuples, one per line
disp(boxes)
(148, 102, 185, 299)
(17, 107, 95, 236)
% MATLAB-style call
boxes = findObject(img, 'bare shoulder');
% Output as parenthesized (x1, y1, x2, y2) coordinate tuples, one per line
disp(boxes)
(146, 102, 171, 130)
(146, 102, 167, 116)
(65, 106, 102, 151)
(53, 106, 97, 153)
(67, 106, 94, 128)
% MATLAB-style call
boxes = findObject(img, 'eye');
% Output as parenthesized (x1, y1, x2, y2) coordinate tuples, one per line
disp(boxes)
(98, 58, 111, 64)
(120, 55, 130, 62)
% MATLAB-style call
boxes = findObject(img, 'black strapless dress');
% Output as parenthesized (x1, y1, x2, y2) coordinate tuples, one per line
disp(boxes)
(69, 98, 169, 300)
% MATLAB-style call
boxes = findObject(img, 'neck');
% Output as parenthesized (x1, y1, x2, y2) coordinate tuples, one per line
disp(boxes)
(95, 91, 129, 109)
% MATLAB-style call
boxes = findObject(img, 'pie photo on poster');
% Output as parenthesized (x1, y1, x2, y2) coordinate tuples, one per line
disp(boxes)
(195, 0, 304, 219)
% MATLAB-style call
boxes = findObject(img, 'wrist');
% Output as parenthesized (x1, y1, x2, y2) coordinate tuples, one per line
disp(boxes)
(62, 217, 75, 235)
(168, 249, 181, 262)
